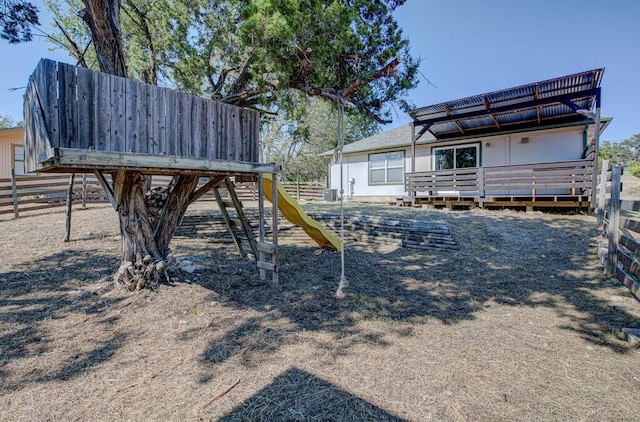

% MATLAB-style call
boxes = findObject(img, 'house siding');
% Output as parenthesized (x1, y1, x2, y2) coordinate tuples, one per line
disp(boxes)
(331, 148, 411, 199)
(0, 128, 24, 179)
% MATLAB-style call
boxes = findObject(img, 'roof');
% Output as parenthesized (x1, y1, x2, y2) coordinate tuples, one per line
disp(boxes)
(409, 68, 604, 140)
(322, 124, 436, 156)
(0, 126, 23, 140)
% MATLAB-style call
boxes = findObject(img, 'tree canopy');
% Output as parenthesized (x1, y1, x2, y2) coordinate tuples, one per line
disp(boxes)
(262, 94, 378, 181)
(600, 135, 640, 167)
(0, 0, 39, 43)
(0, 113, 20, 128)
(45, 0, 419, 125)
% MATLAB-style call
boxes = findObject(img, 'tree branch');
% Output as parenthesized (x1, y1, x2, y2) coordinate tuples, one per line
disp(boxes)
(288, 56, 402, 124)
(227, 55, 254, 98)
(49, 18, 90, 68)
(342, 56, 400, 98)
(79, 0, 127, 77)
(122, 0, 157, 84)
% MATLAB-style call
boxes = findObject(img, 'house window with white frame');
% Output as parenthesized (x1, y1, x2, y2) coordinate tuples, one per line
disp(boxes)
(433, 143, 479, 170)
(369, 151, 404, 185)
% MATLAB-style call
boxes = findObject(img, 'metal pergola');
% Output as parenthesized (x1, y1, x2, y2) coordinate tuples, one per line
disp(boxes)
(407, 68, 604, 208)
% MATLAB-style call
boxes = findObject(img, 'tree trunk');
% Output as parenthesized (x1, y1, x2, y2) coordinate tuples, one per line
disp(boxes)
(79, 1, 202, 290)
(80, 0, 127, 77)
(113, 172, 199, 290)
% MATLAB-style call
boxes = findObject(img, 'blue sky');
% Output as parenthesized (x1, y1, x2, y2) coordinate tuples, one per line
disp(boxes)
(0, 1, 637, 141)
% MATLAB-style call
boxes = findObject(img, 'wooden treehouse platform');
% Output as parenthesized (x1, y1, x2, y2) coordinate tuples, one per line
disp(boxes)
(23, 59, 280, 282)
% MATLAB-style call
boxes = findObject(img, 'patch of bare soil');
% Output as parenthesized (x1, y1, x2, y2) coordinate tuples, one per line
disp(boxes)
(1, 201, 639, 421)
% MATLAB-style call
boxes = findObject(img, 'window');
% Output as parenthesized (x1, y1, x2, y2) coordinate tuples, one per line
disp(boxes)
(433, 143, 479, 170)
(369, 151, 404, 184)
(12, 144, 27, 176)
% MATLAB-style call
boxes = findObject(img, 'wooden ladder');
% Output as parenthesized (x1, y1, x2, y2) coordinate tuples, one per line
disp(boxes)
(212, 178, 258, 259)
(257, 173, 279, 284)
(212, 176, 278, 284)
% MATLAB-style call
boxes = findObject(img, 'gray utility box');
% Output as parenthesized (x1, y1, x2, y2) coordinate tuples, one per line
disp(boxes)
(323, 189, 338, 202)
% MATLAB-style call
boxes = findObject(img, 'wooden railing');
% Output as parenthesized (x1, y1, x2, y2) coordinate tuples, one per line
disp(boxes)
(24, 59, 260, 174)
(1, 171, 326, 218)
(405, 167, 479, 196)
(405, 159, 593, 199)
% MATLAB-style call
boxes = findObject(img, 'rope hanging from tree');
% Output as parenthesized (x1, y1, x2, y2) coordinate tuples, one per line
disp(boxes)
(335, 90, 348, 298)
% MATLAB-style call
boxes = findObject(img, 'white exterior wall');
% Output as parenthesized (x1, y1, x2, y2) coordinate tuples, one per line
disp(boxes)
(479, 126, 584, 167)
(328, 125, 587, 198)
(415, 125, 585, 171)
(329, 147, 410, 200)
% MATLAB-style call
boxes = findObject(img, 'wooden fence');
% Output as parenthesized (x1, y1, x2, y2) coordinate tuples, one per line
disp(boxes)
(0, 171, 326, 218)
(598, 161, 640, 301)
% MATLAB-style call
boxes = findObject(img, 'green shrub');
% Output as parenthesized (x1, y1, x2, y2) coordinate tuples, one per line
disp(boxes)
(628, 161, 640, 178)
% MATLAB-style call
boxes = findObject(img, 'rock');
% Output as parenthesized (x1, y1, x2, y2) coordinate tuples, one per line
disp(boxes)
(622, 328, 640, 345)
(179, 260, 196, 273)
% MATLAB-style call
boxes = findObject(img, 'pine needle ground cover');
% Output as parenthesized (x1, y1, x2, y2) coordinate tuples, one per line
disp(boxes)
(1, 202, 638, 421)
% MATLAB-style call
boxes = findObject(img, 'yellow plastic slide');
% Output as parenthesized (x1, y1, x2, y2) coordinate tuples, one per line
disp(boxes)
(263, 174, 342, 252)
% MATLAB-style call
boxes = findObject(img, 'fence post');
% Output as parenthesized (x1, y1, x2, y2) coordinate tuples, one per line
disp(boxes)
(271, 172, 279, 285)
(10, 168, 19, 219)
(477, 167, 485, 198)
(64, 174, 75, 242)
(82, 173, 87, 208)
(606, 165, 622, 276)
(596, 160, 609, 227)
(296, 178, 300, 201)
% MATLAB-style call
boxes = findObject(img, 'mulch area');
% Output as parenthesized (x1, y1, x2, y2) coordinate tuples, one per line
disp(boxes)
(1, 201, 639, 421)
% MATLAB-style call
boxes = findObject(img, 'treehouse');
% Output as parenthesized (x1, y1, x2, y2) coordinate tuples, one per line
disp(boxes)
(23, 59, 281, 282)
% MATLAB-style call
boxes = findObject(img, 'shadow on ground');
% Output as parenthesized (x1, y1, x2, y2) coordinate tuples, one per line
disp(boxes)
(180, 206, 639, 371)
(218, 367, 406, 421)
(0, 250, 123, 391)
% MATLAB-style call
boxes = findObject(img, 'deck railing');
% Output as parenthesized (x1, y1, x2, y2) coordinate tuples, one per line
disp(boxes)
(405, 159, 594, 200)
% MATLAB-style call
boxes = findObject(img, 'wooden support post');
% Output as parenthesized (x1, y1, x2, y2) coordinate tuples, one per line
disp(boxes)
(81, 173, 87, 208)
(10, 168, 19, 219)
(258, 174, 266, 280)
(590, 99, 601, 212)
(64, 173, 75, 242)
(271, 172, 279, 285)
(606, 165, 622, 276)
(410, 123, 416, 204)
(477, 167, 485, 199)
(597, 160, 609, 227)
(94, 170, 117, 209)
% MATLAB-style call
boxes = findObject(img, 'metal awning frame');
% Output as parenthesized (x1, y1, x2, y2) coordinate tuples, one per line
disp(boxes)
(407, 70, 604, 211)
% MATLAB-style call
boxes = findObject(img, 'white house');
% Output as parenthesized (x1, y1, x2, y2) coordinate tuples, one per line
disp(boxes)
(327, 69, 609, 210)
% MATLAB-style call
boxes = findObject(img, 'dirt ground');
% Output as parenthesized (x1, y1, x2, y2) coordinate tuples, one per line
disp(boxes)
(1, 199, 639, 421)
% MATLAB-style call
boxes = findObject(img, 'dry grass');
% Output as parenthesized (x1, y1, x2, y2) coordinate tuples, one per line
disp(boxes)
(1, 200, 639, 421)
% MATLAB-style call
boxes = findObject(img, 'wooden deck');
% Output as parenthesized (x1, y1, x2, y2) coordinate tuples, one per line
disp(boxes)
(404, 159, 594, 210)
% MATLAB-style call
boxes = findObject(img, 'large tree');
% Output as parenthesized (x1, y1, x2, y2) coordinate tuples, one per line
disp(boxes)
(14, 0, 420, 289)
